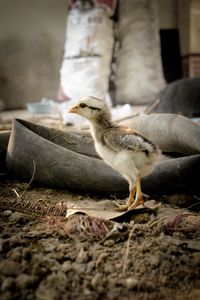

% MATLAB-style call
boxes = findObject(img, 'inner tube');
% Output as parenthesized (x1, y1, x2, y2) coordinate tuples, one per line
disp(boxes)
(5, 119, 200, 195)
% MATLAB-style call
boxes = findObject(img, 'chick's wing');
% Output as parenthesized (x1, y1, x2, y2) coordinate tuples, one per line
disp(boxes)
(103, 127, 148, 152)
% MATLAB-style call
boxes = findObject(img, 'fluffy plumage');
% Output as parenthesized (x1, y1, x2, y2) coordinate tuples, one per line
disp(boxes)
(69, 96, 160, 210)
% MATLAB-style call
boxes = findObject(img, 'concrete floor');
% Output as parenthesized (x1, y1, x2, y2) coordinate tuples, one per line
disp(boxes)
(0, 105, 148, 131)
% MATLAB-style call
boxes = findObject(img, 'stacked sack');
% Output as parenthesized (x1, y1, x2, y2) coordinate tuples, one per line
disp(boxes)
(60, 7, 114, 100)
(115, 0, 166, 104)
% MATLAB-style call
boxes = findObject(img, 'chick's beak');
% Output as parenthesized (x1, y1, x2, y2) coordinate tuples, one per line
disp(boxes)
(69, 106, 78, 113)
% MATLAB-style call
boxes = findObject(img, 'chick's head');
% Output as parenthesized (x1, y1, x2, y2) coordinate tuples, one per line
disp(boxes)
(69, 96, 110, 122)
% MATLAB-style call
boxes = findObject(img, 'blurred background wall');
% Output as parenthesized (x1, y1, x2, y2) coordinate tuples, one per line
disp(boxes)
(0, 0, 199, 109)
(0, 0, 68, 109)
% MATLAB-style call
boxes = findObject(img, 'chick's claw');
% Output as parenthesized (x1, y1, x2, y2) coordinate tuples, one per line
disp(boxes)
(128, 198, 145, 211)
(114, 198, 145, 212)
(114, 203, 130, 212)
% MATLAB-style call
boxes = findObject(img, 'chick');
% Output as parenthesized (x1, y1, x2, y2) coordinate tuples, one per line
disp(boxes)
(69, 96, 160, 211)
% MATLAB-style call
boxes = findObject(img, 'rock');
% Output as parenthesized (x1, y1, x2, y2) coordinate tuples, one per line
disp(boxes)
(2, 210, 12, 217)
(72, 263, 86, 274)
(1, 239, 10, 253)
(149, 254, 160, 267)
(36, 288, 59, 300)
(9, 212, 25, 223)
(139, 280, 156, 291)
(9, 249, 22, 262)
(40, 238, 59, 252)
(15, 273, 35, 289)
(104, 263, 113, 274)
(61, 261, 72, 273)
(86, 261, 95, 273)
(36, 272, 67, 300)
(8, 235, 24, 247)
(0, 260, 21, 276)
(83, 288, 91, 296)
(124, 277, 138, 290)
(159, 275, 168, 285)
(103, 239, 115, 247)
(32, 264, 49, 279)
(96, 252, 108, 266)
(1, 277, 15, 292)
(34, 257, 61, 274)
(91, 273, 102, 288)
(192, 252, 200, 267)
(1, 291, 13, 300)
(76, 248, 88, 263)
(22, 247, 32, 261)
(24, 230, 41, 238)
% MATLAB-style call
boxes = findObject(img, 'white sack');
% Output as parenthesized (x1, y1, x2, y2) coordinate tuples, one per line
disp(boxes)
(60, 8, 114, 100)
(115, 0, 166, 104)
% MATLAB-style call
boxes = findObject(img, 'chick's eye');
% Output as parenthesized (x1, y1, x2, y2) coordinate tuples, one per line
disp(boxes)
(79, 103, 87, 108)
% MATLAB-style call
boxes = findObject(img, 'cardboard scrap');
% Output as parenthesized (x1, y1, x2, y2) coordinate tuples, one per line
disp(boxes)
(65, 198, 160, 221)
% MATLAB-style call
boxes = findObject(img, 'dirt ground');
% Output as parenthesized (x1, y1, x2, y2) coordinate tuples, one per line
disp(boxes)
(0, 180, 200, 300)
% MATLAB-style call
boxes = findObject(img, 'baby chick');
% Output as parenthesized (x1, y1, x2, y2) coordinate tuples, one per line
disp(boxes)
(69, 96, 160, 211)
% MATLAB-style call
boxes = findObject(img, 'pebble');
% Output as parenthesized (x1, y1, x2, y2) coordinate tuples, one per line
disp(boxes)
(32, 264, 49, 279)
(86, 261, 95, 273)
(24, 230, 40, 238)
(36, 272, 67, 300)
(76, 248, 88, 263)
(124, 278, 138, 290)
(103, 239, 115, 247)
(41, 238, 59, 252)
(159, 275, 168, 285)
(15, 273, 35, 289)
(173, 232, 185, 239)
(149, 254, 160, 267)
(9, 249, 22, 262)
(91, 273, 102, 288)
(0, 260, 21, 276)
(72, 263, 86, 274)
(139, 280, 156, 291)
(115, 263, 122, 269)
(1, 291, 13, 300)
(43, 258, 61, 272)
(96, 252, 107, 266)
(61, 261, 72, 273)
(8, 235, 24, 247)
(104, 263, 113, 274)
(192, 252, 200, 266)
(2, 210, 12, 217)
(1, 277, 15, 292)
(83, 288, 91, 296)
(9, 212, 24, 223)
(22, 247, 32, 261)
(44, 189, 53, 195)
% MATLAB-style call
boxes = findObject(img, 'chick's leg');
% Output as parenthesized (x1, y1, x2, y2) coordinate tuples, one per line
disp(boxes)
(115, 185, 136, 211)
(128, 175, 144, 210)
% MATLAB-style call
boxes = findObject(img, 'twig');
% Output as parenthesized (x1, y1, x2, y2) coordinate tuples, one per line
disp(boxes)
(170, 200, 200, 220)
(12, 189, 20, 198)
(20, 160, 36, 199)
(152, 199, 200, 235)
(149, 216, 166, 227)
(145, 98, 160, 114)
